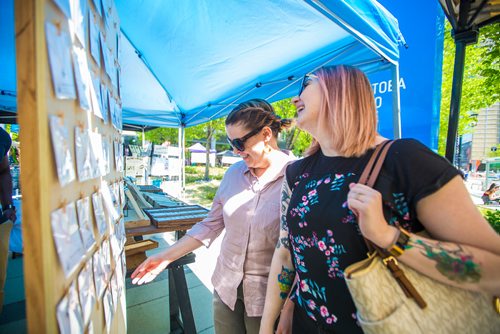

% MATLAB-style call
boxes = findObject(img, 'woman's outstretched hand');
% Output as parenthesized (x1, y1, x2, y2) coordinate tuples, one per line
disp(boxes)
(131, 252, 171, 285)
(347, 182, 397, 248)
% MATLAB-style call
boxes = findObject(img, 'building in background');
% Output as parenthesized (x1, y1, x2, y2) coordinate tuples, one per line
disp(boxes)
(470, 103, 500, 172)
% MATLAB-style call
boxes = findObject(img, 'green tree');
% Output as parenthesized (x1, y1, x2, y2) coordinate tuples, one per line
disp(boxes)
(272, 98, 312, 156)
(487, 144, 500, 158)
(438, 23, 500, 155)
(186, 118, 226, 180)
(144, 127, 178, 145)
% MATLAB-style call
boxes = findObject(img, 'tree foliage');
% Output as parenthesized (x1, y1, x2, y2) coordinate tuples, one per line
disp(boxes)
(186, 118, 226, 180)
(438, 22, 500, 155)
(272, 98, 312, 157)
(144, 127, 178, 146)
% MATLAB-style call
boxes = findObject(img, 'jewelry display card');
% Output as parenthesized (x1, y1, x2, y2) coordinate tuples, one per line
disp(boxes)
(110, 60, 118, 90)
(100, 83, 110, 124)
(70, 0, 87, 47)
(110, 272, 119, 312)
(114, 252, 124, 295)
(72, 47, 91, 111)
(77, 261, 96, 326)
(45, 21, 76, 100)
(101, 0, 113, 30)
(121, 250, 126, 279)
(56, 281, 84, 334)
(49, 115, 76, 186)
(114, 141, 123, 172)
(89, 131, 105, 178)
(101, 181, 120, 222)
(92, 191, 108, 237)
(87, 321, 94, 334)
(101, 238, 112, 282)
(111, 182, 120, 209)
(53, 0, 71, 18)
(90, 77, 105, 121)
(51, 203, 85, 278)
(109, 97, 121, 130)
(92, 0, 102, 17)
(101, 136, 111, 175)
(103, 286, 114, 332)
(116, 217, 126, 249)
(89, 12, 100, 67)
(92, 251, 106, 299)
(100, 32, 112, 78)
(75, 126, 96, 182)
(115, 30, 120, 60)
(119, 181, 125, 209)
(109, 233, 120, 263)
(76, 196, 96, 251)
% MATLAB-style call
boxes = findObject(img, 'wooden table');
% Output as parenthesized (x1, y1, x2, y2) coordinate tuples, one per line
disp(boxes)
(125, 193, 205, 334)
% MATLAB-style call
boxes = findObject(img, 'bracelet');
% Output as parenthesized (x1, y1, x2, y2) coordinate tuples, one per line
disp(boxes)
(386, 227, 411, 257)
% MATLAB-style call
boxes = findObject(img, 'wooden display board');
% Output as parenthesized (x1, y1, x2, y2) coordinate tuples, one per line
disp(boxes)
(16, 0, 127, 332)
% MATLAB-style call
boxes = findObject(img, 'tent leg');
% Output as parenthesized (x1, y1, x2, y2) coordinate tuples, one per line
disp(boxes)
(445, 40, 467, 163)
(391, 64, 402, 139)
(178, 125, 186, 193)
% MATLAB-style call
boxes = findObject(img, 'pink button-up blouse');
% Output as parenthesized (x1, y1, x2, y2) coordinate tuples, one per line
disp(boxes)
(186, 151, 294, 317)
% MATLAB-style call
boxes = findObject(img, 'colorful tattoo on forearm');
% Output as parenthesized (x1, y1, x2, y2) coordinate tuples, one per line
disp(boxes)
(409, 239, 481, 283)
(278, 266, 295, 299)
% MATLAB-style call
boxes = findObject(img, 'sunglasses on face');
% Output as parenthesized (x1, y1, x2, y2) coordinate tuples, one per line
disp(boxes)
(298, 73, 318, 97)
(227, 126, 264, 151)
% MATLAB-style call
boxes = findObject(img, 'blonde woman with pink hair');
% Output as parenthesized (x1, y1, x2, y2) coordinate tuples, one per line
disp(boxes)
(260, 65, 500, 333)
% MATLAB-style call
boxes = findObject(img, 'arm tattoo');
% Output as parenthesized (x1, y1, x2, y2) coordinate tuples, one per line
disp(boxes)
(409, 238, 481, 283)
(280, 181, 291, 231)
(277, 266, 295, 299)
(276, 236, 290, 249)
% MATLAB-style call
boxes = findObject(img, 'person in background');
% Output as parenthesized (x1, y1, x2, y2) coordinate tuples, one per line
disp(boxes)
(482, 183, 500, 205)
(260, 65, 500, 333)
(0, 127, 17, 314)
(131, 99, 295, 334)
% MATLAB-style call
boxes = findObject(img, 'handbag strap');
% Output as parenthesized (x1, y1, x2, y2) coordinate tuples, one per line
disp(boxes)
(358, 140, 393, 187)
(357, 140, 393, 253)
(358, 140, 427, 309)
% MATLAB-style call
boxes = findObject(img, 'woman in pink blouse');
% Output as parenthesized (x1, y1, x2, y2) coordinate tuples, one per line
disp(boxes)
(132, 99, 295, 333)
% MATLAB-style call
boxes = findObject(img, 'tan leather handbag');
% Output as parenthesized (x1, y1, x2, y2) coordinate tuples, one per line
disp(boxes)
(344, 140, 500, 334)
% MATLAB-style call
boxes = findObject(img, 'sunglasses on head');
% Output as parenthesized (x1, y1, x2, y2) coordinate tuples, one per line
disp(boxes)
(227, 125, 264, 151)
(298, 73, 318, 97)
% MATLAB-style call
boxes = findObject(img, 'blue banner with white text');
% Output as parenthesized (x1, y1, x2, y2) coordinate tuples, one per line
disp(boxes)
(370, 1, 445, 150)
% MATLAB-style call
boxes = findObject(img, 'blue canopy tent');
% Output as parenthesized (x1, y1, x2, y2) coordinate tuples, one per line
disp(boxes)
(1, 0, 404, 187)
(116, 0, 405, 129)
(1, 0, 404, 127)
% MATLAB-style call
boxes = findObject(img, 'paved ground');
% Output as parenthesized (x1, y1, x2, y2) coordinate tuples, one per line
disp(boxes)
(126, 231, 222, 334)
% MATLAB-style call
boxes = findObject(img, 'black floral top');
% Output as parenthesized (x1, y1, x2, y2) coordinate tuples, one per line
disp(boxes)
(285, 139, 460, 332)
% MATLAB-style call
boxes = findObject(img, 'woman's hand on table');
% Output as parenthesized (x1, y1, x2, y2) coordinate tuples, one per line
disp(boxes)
(131, 251, 171, 285)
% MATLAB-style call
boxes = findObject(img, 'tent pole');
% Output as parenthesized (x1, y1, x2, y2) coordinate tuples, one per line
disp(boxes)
(445, 38, 468, 163)
(178, 125, 186, 194)
(142, 127, 146, 149)
(391, 64, 402, 139)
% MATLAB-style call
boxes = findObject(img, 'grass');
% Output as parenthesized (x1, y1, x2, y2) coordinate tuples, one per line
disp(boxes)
(183, 165, 227, 208)
(478, 207, 500, 234)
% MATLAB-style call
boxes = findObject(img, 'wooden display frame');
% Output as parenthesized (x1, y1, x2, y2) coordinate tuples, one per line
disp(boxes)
(16, 0, 126, 333)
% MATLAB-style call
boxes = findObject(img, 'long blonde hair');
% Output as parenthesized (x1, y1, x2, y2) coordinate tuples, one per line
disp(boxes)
(305, 65, 378, 157)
